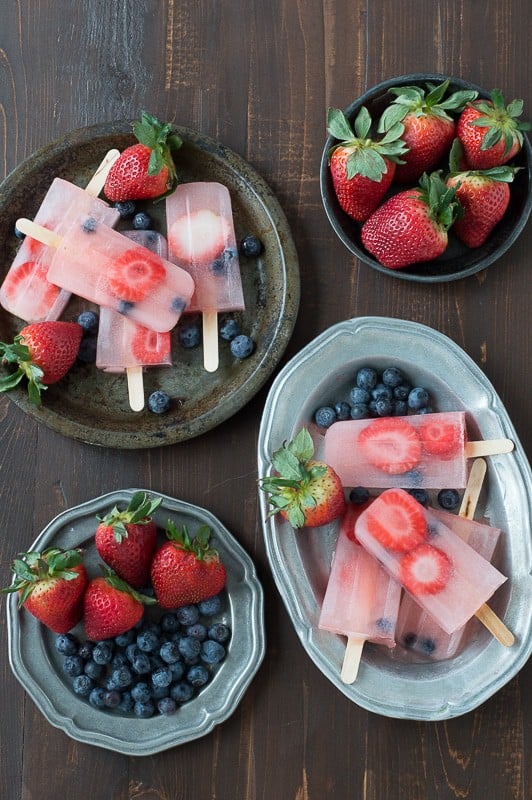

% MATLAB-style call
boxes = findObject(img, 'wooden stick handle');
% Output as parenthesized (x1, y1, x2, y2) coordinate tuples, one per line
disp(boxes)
(15, 218, 61, 247)
(202, 310, 219, 373)
(475, 603, 515, 647)
(465, 439, 514, 457)
(126, 366, 145, 412)
(459, 458, 486, 519)
(340, 637, 365, 684)
(85, 149, 120, 197)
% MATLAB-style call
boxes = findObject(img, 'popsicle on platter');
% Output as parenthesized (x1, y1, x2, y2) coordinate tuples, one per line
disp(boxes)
(319, 500, 401, 682)
(354, 487, 513, 644)
(323, 411, 514, 489)
(166, 181, 245, 372)
(0, 151, 120, 323)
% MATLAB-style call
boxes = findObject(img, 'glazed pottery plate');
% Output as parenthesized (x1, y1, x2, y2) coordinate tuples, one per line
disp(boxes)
(257, 317, 532, 720)
(7, 489, 265, 755)
(0, 123, 299, 448)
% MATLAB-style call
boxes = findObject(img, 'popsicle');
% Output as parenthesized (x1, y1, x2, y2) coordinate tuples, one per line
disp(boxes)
(354, 487, 513, 643)
(15, 216, 195, 333)
(0, 151, 120, 322)
(323, 411, 514, 489)
(318, 500, 402, 683)
(166, 181, 245, 372)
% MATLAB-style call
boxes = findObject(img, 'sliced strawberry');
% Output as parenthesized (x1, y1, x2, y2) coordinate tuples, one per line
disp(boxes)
(419, 416, 462, 457)
(108, 248, 166, 302)
(365, 489, 427, 552)
(131, 326, 171, 364)
(2, 260, 61, 310)
(168, 209, 230, 264)
(399, 542, 452, 595)
(357, 417, 422, 474)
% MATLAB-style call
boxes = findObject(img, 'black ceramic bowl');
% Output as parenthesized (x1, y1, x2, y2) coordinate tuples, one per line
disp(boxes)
(320, 73, 532, 282)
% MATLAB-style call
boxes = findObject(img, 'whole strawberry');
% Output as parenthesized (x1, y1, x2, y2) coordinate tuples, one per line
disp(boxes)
(259, 427, 346, 528)
(457, 89, 530, 169)
(95, 491, 162, 588)
(327, 107, 408, 221)
(104, 111, 182, 201)
(1, 547, 88, 633)
(361, 171, 462, 269)
(0, 320, 83, 405)
(151, 523, 227, 609)
(83, 567, 156, 640)
(378, 79, 477, 183)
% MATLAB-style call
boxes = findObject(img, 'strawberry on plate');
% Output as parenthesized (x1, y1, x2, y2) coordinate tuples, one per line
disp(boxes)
(83, 567, 156, 640)
(95, 491, 162, 588)
(364, 488, 427, 552)
(1, 547, 88, 634)
(151, 522, 227, 609)
(0, 320, 83, 405)
(259, 428, 346, 529)
(399, 542, 452, 595)
(168, 209, 231, 264)
(107, 248, 167, 303)
(357, 417, 422, 475)
(418, 413, 463, 457)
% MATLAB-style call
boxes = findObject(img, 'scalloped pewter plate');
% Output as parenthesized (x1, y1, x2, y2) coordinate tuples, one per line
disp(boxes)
(0, 123, 300, 448)
(7, 489, 265, 755)
(257, 317, 532, 721)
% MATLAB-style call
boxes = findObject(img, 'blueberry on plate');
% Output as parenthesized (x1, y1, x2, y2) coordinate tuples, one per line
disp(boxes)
(230, 334, 255, 359)
(314, 406, 336, 428)
(219, 317, 241, 341)
(239, 234, 263, 257)
(114, 200, 136, 218)
(437, 488, 460, 510)
(200, 640, 226, 665)
(132, 211, 152, 230)
(178, 322, 201, 348)
(55, 633, 79, 655)
(408, 386, 430, 411)
(198, 594, 224, 616)
(356, 367, 378, 391)
(147, 390, 171, 414)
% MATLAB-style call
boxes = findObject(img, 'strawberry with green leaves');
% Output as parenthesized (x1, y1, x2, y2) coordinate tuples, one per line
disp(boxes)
(1, 547, 88, 633)
(83, 567, 156, 640)
(151, 523, 227, 608)
(378, 79, 477, 183)
(104, 111, 182, 202)
(327, 107, 408, 222)
(260, 428, 346, 529)
(361, 171, 462, 269)
(0, 321, 83, 405)
(95, 491, 162, 588)
(457, 89, 530, 169)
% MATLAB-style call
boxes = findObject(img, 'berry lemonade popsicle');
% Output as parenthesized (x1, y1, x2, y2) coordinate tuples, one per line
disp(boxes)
(318, 500, 401, 683)
(166, 181, 245, 372)
(0, 151, 120, 322)
(323, 411, 514, 489)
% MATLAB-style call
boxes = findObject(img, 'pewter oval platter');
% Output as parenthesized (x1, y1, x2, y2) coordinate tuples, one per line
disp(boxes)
(7, 489, 265, 755)
(0, 122, 300, 448)
(257, 317, 532, 720)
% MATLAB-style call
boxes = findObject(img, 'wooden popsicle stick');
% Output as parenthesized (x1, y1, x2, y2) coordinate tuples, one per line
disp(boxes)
(465, 438, 514, 457)
(475, 604, 515, 647)
(202, 310, 219, 372)
(459, 458, 487, 520)
(340, 637, 365, 684)
(126, 366, 145, 412)
(84, 149, 120, 197)
(16, 218, 60, 247)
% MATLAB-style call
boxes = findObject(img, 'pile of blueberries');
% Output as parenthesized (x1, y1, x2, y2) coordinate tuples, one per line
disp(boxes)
(55, 593, 231, 718)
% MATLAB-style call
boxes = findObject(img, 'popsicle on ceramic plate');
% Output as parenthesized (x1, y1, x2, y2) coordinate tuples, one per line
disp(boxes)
(0, 151, 120, 322)
(324, 411, 514, 489)
(318, 500, 401, 683)
(354, 487, 513, 644)
(166, 181, 244, 372)
(15, 216, 195, 333)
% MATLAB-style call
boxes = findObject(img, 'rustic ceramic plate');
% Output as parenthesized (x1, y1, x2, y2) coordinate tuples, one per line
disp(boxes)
(7, 489, 265, 755)
(0, 123, 300, 447)
(257, 317, 532, 720)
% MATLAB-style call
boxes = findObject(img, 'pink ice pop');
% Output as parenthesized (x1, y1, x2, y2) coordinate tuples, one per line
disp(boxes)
(354, 488, 511, 640)
(323, 412, 513, 490)
(319, 501, 401, 682)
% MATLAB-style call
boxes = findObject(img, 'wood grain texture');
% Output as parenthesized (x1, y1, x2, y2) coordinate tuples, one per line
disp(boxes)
(0, 1, 530, 799)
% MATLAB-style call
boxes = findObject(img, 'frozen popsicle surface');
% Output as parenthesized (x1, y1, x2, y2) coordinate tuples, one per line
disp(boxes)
(166, 181, 245, 313)
(354, 488, 507, 634)
(96, 307, 172, 372)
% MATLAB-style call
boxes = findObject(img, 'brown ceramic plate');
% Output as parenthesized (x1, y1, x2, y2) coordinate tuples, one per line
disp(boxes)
(0, 123, 300, 448)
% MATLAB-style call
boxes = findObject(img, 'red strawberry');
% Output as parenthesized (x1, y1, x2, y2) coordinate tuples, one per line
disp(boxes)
(365, 489, 427, 552)
(107, 247, 167, 302)
(357, 417, 422, 475)
(341, 498, 372, 543)
(131, 326, 171, 364)
(326, 107, 408, 222)
(399, 542, 452, 595)
(83, 568, 156, 640)
(457, 89, 530, 169)
(150, 522, 227, 609)
(104, 112, 182, 201)
(1, 547, 88, 633)
(1, 260, 61, 312)
(0, 320, 83, 405)
(168, 209, 230, 264)
(259, 428, 346, 528)
(379, 79, 477, 183)
(360, 171, 462, 268)
(418, 414, 462, 457)
(95, 491, 162, 588)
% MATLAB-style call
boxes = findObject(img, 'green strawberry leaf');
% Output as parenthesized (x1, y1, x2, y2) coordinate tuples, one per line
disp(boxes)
(286, 428, 315, 462)
(353, 106, 372, 139)
(327, 108, 355, 142)
(347, 148, 388, 181)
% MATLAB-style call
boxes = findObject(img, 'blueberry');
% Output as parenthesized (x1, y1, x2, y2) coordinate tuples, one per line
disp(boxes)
(151, 666, 173, 689)
(349, 386, 370, 405)
(110, 666, 133, 689)
(350, 403, 369, 420)
(178, 323, 201, 349)
(137, 628, 160, 652)
(392, 400, 409, 416)
(160, 641, 181, 664)
(76, 310, 99, 335)
(118, 691, 135, 714)
(212, 248, 237, 274)
(77, 641, 94, 660)
(421, 638, 437, 655)
(408, 488, 429, 507)
(72, 675, 94, 696)
(334, 401, 351, 421)
(240, 234, 263, 257)
(84, 660, 104, 680)
(176, 605, 200, 626)
(126, 643, 141, 663)
(186, 623, 207, 640)
(356, 367, 378, 391)
(132, 653, 152, 675)
(375, 618, 394, 634)
(114, 628, 136, 648)
(437, 489, 460, 510)
(178, 636, 201, 663)
(88, 687, 107, 708)
(131, 682, 152, 704)
(77, 337, 97, 364)
(403, 632, 417, 649)
(374, 398, 392, 417)
(219, 317, 240, 341)
(349, 486, 369, 505)
(393, 383, 411, 401)
(186, 664, 210, 687)
(405, 469, 423, 486)
(314, 406, 336, 428)
(114, 200, 136, 217)
(92, 642, 113, 665)
(171, 297, 187, 314)
(62, 655, 84, 677)
(147, 390, 171, 414)
(157, 696, 177, 716)
(104, 690, 122, 709)
(82, 217, 97, 233)
(207, 623, 231, 644)
(382, 367, 404, 388)
(169, 660, 185, 681)
(371, 383, 393, 402)
(230, 334, 254, 359)
(160, 613, 180, 633)
(134, 700, 155, 718)
(198, 594, 224, 616)
(132, 212, 152, 230)
(55, 633, 79, 655)
(118, 300, 135, 315)
(200, 640, 226, 665)
(408, 386, 430, 411)
(170, 681, 194, 703)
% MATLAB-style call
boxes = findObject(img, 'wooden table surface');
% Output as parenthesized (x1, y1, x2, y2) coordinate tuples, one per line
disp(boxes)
(0, 2, 530, 798)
